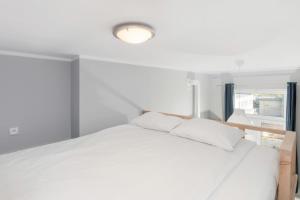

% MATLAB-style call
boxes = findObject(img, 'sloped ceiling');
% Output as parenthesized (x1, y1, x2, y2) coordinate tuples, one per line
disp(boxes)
(0, 0, 299, 73)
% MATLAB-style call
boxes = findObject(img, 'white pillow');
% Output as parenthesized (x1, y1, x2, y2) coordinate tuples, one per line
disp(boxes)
(131, 112, 184, 132)
(170, 118, 244, 151)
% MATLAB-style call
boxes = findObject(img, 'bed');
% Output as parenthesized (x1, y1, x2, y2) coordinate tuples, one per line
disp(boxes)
(0, 112, 297, 200)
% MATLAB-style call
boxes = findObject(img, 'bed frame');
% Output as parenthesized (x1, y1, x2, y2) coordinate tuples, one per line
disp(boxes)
(143, 110, 298, 200)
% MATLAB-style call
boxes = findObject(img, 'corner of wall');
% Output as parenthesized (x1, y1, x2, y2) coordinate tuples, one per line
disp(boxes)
(71, 58, 80, 138)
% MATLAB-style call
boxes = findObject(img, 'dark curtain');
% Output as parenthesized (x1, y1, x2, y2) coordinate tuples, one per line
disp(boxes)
(286, 82, 297, 131)
(286, 82, 297, 192)
(224, 83, 234, 121)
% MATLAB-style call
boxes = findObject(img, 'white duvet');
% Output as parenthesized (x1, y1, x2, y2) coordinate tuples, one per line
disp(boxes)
(0, 125, 279, 200)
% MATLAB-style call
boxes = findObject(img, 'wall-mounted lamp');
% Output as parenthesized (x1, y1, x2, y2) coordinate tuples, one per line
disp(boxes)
(186, 72, 200, 118)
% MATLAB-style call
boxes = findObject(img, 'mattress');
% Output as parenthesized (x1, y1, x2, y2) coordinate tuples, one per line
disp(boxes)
(0, 124, 279, 200)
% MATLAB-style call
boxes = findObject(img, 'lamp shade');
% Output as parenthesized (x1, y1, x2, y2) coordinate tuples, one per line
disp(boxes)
(227, 109, 251, 125)
(113, 23, 155, 44)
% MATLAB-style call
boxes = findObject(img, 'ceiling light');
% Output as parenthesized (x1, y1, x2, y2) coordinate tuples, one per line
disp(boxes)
(113, 23, 155, 44)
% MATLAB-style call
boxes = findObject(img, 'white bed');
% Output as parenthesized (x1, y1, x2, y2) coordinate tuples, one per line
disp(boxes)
(0, 124, 279, 200)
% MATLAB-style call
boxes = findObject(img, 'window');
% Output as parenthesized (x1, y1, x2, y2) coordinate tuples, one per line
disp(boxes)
(234, 89, 286, 133)
(234, 91, 286, 118)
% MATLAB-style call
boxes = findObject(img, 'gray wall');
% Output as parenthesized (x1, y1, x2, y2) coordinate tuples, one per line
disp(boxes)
(80, 59, 193, 135)
(0, 55, 72, 154)
(71, 58, 80, 138)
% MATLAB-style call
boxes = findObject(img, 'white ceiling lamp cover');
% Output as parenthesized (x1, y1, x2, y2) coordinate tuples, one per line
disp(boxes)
(227, 109, 251, 125)
(113, 23, 155, 44)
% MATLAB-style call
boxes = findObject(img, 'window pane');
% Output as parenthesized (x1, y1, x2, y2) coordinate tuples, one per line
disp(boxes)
(235, 93, 255, 114)
(255, 94, 284, 117)
(235, 91, 285, 118)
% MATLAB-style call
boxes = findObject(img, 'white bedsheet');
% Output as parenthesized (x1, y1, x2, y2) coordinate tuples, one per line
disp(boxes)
(0, 125, 278, 200)
(210, 145, 279, 200)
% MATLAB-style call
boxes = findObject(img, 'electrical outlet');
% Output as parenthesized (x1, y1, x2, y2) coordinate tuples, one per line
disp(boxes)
(9, 127, 19, 135)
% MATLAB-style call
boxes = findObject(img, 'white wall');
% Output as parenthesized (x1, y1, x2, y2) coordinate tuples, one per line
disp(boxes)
(206, 73, 233, 120)
(233, 73, 290, 90)
(197, 74, 212, 118)
(80, 59, 194, 135)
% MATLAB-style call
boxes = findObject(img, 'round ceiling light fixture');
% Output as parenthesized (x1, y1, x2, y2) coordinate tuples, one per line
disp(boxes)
(113, 23, 155, 44)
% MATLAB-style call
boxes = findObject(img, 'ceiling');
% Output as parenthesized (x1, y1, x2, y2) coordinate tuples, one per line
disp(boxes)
(0, 0, 300, 73)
